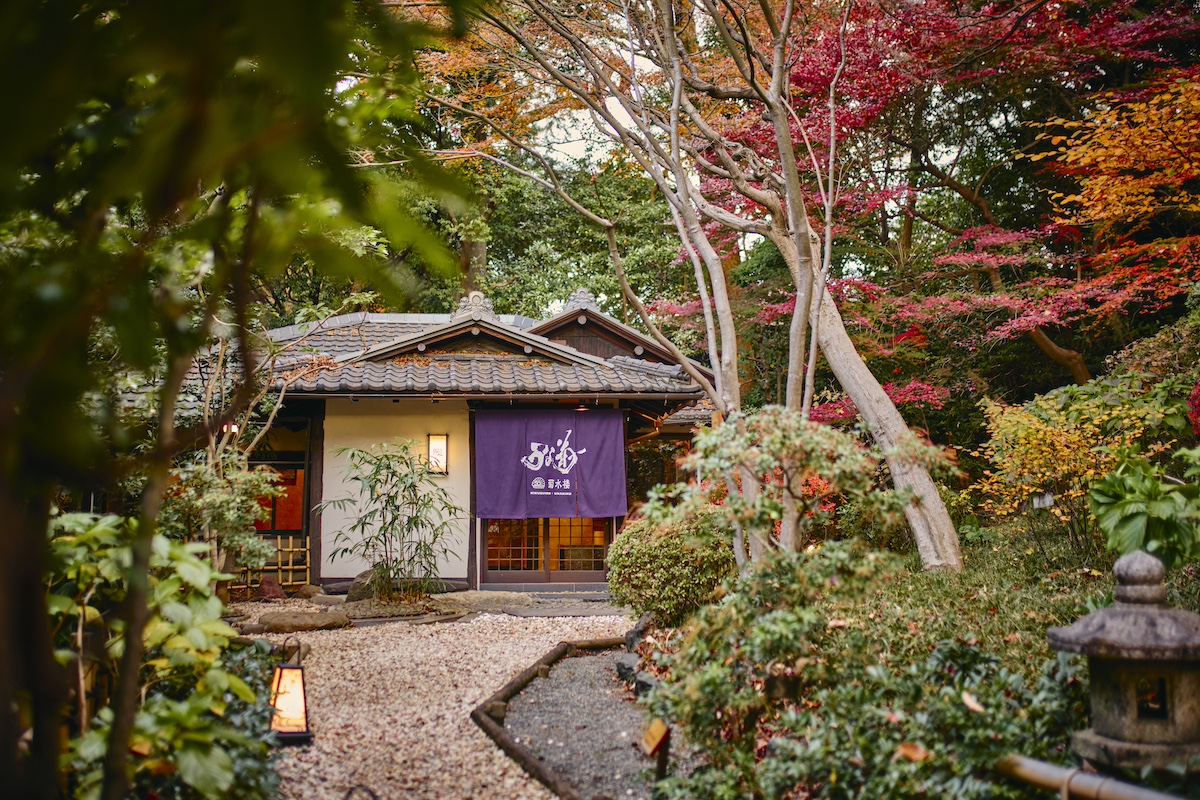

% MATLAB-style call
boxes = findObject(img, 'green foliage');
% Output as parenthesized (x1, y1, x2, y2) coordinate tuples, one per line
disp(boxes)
(472, 155, 690, 320)
(836, 496, 911, 550)
(48, 514, 277, 799)
(974, 373, 1189, 557)
(1107, 297, 1200, 390)
(648, 407, 932, 554)
(648, 536, 1102, 799)
(748, 646, 1086, 800)
(1091, 447, 1200, 569)
(1, 0, 480, 791)
(605, 507, 736, 626)
(159, 457, 279, 571)
(648, 542, 902, 789)
(65, 641, 280, 800)
(323, 441, 464, 600)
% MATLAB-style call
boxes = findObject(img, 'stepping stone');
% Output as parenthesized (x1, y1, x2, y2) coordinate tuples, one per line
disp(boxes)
(258, 610, 351, 633)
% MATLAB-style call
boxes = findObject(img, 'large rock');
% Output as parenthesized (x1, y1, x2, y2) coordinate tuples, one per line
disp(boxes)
(625, 610, 656, 653)
(634, 671, 660, 697)
(310, 594, 345, 606)
(346, 570, 376, 603)
(258, 610, 350, 633)
(294, 584, 324, 599)
(341, 599, 425, 620)
(256, 575, 286, 601)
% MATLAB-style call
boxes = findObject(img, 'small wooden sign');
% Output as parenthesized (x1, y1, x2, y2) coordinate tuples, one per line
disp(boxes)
(640, 718, 669, 756)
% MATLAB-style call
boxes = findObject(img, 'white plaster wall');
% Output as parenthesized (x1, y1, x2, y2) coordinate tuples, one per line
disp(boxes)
(320, 398, 471, 580)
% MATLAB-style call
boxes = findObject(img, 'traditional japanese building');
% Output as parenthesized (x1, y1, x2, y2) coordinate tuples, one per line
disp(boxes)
(254, 289, 706, 591)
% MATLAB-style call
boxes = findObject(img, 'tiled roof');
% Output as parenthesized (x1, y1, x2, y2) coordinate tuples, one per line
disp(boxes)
(270, 304, 701, 399)
(663, 398, 715, 426)
(269, 312, 538, 360)
(287, 353, 700, 396)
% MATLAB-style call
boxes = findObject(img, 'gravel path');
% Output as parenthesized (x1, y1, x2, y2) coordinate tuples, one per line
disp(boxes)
(270, 613, 629, 800)
(507, 653, 653, 799)
(505, 653, 704, 800)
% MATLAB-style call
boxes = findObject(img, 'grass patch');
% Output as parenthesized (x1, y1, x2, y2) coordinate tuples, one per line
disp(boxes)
(822, 521, 1199, 682)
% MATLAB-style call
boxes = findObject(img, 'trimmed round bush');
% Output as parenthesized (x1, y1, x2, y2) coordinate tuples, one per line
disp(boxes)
(606, 507, 736, 626)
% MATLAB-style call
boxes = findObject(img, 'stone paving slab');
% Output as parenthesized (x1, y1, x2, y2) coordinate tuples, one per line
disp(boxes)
(504, 603, 630, 618)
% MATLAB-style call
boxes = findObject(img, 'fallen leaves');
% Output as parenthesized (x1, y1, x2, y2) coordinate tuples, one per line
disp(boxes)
(893, 742, 932, 762)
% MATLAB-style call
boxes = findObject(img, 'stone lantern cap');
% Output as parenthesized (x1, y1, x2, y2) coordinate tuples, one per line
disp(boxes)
(1048, 551, 1200, 660)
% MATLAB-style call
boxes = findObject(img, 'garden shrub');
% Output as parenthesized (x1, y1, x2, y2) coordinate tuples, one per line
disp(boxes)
(648, 540, 1090, 799)
(835, 496, 910, 551)
(644, 406, 938, 561)
(751, 644, 1086, 800)
(49, 513, 279, 799)
(973, 373, 1191, 559)
(837, 483, 978, 553)
(648, 541, 899, 788)
(159, 455, 280, 572)
(1091, 446, 1200, 569)
(606, 506, 736, 626)
(1106, 289, 1200, 388)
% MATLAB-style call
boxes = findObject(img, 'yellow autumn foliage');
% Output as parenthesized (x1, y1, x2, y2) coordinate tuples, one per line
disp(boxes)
(974, 386, 1172, 553)
(1034, 71, 1200, 237)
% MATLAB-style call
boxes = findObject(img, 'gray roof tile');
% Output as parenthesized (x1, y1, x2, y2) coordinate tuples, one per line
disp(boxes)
(270, 309, 700, 399)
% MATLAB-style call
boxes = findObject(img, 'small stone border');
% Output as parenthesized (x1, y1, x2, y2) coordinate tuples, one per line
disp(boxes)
(470, 636, 627, 800)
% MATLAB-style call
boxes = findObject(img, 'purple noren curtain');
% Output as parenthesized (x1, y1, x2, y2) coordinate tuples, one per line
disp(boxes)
(474, 409, 626, 519)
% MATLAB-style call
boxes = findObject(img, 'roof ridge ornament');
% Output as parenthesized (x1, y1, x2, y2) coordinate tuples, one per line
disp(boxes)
(562, 288, 600, 313)
(451, 290, 499, 323)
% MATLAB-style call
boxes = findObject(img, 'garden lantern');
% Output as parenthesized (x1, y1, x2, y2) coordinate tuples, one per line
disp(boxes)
(270, 636, 313, 744)
(1048, 550, 1200, 769)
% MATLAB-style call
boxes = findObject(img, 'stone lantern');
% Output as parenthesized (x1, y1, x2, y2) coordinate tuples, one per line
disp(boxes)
(1048, 550, 1200, 769)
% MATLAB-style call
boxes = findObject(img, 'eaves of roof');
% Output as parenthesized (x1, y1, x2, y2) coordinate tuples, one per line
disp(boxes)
(284, 355, 703, 398)
(340, 315, 623, 372)
(529, 307, 714, 380)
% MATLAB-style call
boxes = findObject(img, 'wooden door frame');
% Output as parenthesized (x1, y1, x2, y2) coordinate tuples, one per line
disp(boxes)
(480, 517, 613, 584)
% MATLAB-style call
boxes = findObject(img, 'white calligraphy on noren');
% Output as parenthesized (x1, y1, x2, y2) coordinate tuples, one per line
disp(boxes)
(520, 429, 587, 475)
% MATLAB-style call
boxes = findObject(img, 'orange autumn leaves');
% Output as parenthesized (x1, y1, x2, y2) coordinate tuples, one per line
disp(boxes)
(1032, 69, 1200, 237)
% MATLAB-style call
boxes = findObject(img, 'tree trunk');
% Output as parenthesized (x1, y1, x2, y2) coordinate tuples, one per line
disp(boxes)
(460, 237, 486, 293)
(1027, 327, 1092, 384)
(814, 289, 963, 570)
(984, 268, 1091, 383)
(0, 482, 65, 800)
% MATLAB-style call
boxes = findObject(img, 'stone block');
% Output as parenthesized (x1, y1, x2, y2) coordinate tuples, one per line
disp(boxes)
(259, 610, 351, 633)
(346, 569, 375, 603)
(625, 610, 656, 653)
(615, 653, 639, 682)
(634, 671, 659, 697)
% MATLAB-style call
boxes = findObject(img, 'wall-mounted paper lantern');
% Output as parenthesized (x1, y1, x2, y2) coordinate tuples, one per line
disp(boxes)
(428, 433, 449, 475)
